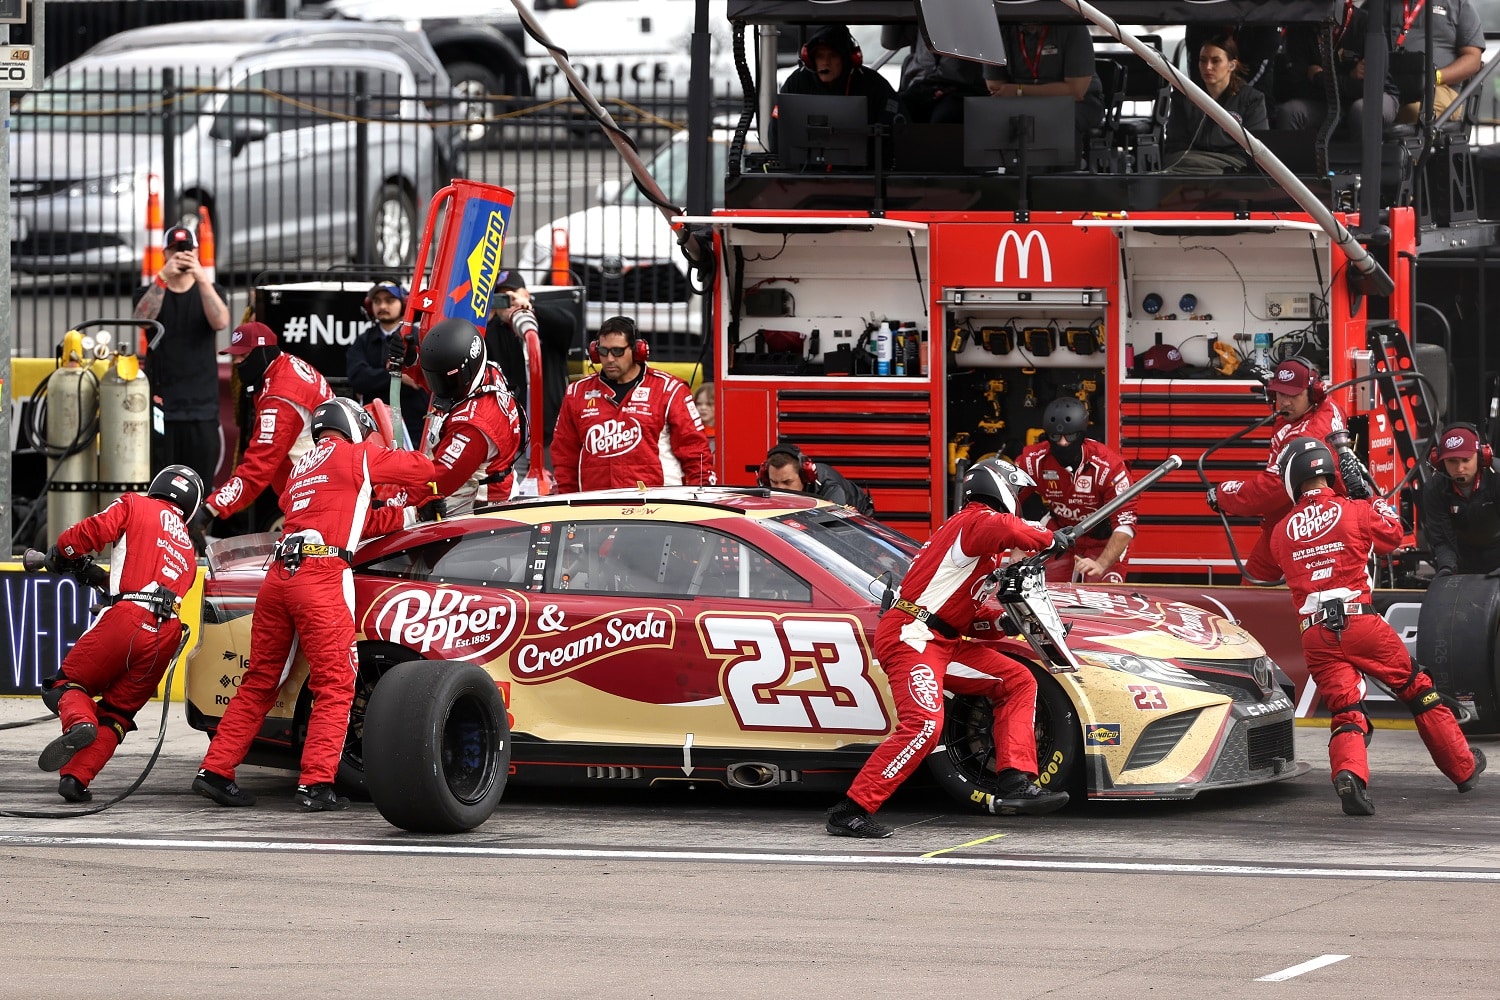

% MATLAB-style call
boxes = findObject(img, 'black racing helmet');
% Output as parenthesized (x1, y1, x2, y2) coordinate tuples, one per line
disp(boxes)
(420, 318, 487, 412)
(961, 457, 1035, 515)
(1043, 397, 1090, 442)
(311, 397, 376, 444)
(1279, 435, 1336, 500)
(147, 464, 204, 521)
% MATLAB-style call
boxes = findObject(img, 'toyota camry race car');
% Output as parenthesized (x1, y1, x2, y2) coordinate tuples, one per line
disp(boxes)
(185, 488, 1307, 832)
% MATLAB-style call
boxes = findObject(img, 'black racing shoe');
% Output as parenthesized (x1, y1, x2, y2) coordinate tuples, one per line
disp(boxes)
(37, 722, 97, 773)
(824, 798, 893, 839)
(1334, 770, 1375, 816)
(294, 783, 350, 812)
(57, 775, 92, 803)
(193, 768, 256, 807)
(987, 782, 1070, 817)
(1458, 747, 1487, 793)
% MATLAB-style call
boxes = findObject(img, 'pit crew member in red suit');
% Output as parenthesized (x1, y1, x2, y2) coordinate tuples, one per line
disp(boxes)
(1209, 358, 1351, 583)
(36, 465, 203, 803)
(1270, 436, 1483, 816)
(825, 458, 1071, 839)
(194, 399, 438, 812)
(201, 322, 335, 525)
(551, 316, 714, 492)
(1015, 397, 1137, 583)
(396, 317, 524, 515)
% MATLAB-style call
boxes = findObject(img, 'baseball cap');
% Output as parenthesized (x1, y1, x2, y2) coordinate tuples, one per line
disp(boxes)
(1269, 360, 1312, 394)
(1436, 425, 1480, 461)
(369, 279, 407, 301)
(496, 269, 526, 291)
(1138, 343, 1186, 374)
(164, 225, 197, 251)
(220, 322, 278, 356)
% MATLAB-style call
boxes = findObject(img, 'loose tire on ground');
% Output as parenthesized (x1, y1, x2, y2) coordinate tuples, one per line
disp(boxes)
(1418, 573, 1500, 734)
(925, 667, 1083, 812)
(364, 660, 510, 833)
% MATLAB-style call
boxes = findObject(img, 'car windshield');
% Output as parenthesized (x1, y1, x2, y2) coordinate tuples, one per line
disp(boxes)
(617, 137, 728, 207)
(15, 65, 218, 133)
(761, 508, 915, 603)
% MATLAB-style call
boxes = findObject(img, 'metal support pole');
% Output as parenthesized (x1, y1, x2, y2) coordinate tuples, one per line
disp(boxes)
(1361, 0, 1388, 233)
(355, 71, 369, 265)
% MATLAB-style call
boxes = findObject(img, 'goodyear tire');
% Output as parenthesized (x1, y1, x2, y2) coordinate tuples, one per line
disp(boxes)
(926, 667, 1083, 812)
(1418, 573, 1500, 734)
(364, 660, 510, 833)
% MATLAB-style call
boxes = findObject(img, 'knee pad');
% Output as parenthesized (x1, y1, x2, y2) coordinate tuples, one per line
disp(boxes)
(40, 678, 88, 716)
(1330, 710, 1373, 747)
(1405, 687, 1445, 717)
(96, 703, 138, 743)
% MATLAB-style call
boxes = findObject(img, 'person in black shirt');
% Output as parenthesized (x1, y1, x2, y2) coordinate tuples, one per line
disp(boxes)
(131, 223, 230, 485)
(346, 278, 428, 446)
(1422, 423, 1500, 577)
(483, 269, 579, 460)
(758, 442, 875, 517)
(1161, 34, 1269, 174)
(982, 22, 1105, 152)
(771, 24, 899, 157)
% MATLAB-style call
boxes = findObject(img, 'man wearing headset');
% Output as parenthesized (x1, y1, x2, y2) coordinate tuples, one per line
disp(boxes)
(551, 316, 714, 493)
(1015, 397, 1137, 583)
(759, 442, 875, 516)
(346, 278, 428, 445)
(1421, 422, 1500, 577)
(1208, 357, 1357, 584)
(770, 23, 899, 156)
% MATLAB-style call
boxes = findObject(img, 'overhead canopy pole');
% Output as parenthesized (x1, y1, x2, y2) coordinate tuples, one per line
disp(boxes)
(916, 0, 1396, 297)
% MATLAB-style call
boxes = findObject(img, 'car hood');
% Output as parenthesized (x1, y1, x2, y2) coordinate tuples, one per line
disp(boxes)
(524, 206, 685, 271)
(10, 131, 160, 182)
(1048, 585, 1267, 662)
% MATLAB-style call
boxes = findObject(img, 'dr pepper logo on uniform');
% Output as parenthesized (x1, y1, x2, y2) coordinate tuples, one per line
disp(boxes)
(585, 418, 642, 456)
(362, 586, 521, 659)
(1285, 501, 1341, 542)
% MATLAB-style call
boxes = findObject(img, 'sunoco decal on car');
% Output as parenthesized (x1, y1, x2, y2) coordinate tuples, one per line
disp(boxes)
(361, 586, 522, 659)
(1085, 723, 1122, 746)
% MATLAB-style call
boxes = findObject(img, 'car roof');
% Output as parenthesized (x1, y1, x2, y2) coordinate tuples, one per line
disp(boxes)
(84, 19, 449, 86)
(492, 486, 827, 519)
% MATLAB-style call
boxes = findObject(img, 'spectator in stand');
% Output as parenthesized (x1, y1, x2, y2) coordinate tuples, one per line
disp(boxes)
(1161, 34, 1269, 174)
(1383, 0, 1484, 127)
(1421, 422, 1500, 577)
(132, 223, 231, 485)
(758, 441, 874, 516)
(346, 278, 428, 446)
(483, 269, 578, 457)
(694, 381, 716, 453)
(982, 22, 1106, 154)
(551, 316, 714, 492)
(771, 24, 900, 156)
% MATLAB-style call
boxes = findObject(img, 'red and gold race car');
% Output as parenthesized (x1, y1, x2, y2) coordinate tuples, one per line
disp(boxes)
(186, 488, 1308, 832)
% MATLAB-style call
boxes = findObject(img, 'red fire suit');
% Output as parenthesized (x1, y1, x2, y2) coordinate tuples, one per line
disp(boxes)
(46, 494, 196, 788)
(551, 367, 714, 492)
(1215, 395, 1349, 582)
(1016, 439, 1137, 583)
(208, 353, 335, 518)
(200, 436, 436, 787)
(1269, 487, 1477, 789)
(845, 502, 1054, 814)
(425, 363, 523, 513)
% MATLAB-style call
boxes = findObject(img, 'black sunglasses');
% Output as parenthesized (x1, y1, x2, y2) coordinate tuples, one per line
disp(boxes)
(597, 346, 629, 359)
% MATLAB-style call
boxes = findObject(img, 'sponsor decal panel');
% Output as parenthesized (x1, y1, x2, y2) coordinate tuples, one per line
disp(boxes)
(512, 607, 675, 681)
(1085, 723, 1122, 746)
(361, 585, 522, 660)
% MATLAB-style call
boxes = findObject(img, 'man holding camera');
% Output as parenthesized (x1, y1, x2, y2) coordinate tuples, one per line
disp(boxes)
(484, 269, 578, 456)
(132, 224, 231, 485)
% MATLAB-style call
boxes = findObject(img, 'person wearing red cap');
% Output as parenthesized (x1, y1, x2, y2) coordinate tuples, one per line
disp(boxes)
(1207, 357, 1356, 584)
(1421, 421, 1500, 577)
(131, 223, 231, 486)
(200, 322, 335, 530)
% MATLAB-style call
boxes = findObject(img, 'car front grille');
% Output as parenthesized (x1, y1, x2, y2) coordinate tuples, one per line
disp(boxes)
(1248, 718, 1296, 771)
(13, 231, 129, 255)
(1207, 716, 1297, 784)
(1123, 708, 1203, 771)
(581, 261, 693, 304)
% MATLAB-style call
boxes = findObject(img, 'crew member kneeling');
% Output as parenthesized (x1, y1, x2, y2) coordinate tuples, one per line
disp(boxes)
(825, 458, 1072, 839)
(1271, 436, 1484, 815)
(36, 466, 203, 802)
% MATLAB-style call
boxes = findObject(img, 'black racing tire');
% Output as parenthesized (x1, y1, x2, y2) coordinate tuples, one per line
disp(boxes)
(925, 667, 1083, 812)
(332, 643, 412, 798)
(364, 660, 510, 833)
(1418, 573, 1500, 734)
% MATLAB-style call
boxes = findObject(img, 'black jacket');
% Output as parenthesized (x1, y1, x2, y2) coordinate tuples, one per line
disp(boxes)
(812, 462, 875, 517)
(1422, 462, 1500, 575)
(1165, 84, 1269, 167)
(484, 298, 578, 446)
(346, 322, 429, 445)
(772, 23, 899, 154)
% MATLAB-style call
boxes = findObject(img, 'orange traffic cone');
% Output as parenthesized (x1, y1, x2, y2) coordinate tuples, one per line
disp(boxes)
(550, 227, 570, 286)
(140, 174, 164, 286)
(197, 205, 217, 284)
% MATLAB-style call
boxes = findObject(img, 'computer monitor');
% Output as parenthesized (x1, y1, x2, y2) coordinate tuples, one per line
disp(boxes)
(777, 93, 871, 170)
(962, 95, 1077, 171)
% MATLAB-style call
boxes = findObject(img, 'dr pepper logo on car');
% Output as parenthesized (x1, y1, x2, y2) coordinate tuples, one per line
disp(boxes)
(511, 606, 676, 681)
(362, 586, 522, 659)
